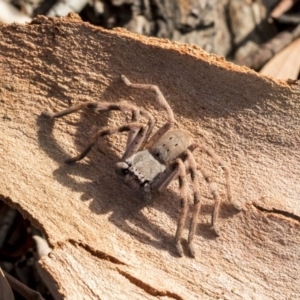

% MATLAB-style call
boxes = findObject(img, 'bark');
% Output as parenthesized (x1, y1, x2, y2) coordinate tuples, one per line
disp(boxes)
(3, 270, 45, 300)
(0, 13, 299, 299)
(260, 37, 300, 79)
(239, 23, 300, 70)
(0, 1, 31, 23)
(0, 268, 14, 300)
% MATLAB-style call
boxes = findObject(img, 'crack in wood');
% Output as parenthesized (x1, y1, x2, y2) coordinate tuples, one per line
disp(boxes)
(253, 203, 300, 223)
(116, 268, 184, 300)
(68, 239, 127, 265)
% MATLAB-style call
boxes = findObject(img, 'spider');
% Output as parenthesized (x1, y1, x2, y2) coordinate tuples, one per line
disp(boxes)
(42, 75, 233, 257)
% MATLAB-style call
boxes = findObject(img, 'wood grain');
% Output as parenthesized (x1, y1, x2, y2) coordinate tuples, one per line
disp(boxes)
(0, 13, 299, 299)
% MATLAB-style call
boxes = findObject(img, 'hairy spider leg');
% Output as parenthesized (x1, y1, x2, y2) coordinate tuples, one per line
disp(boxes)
(185, 150, 201, 258)
(42, 101, 156, 151)
(121, 75, 176, 149)
(64, 123, 147, 164)
(150, 158, 189, 257)
(189, 143, 232, 236)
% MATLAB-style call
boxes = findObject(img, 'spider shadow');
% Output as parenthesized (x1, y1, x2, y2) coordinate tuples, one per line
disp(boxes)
(196, 202, 239, 240)
(37, 106, 239, 257)
(36, 111, 181, 256)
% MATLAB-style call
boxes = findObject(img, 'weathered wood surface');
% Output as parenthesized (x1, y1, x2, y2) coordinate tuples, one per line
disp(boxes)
(0, 14, 299, 299)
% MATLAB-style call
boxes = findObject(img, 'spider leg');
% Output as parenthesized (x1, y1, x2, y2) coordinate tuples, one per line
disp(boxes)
(121, 75, 175, 148)
(151, 160, 178, 193)
(65, 122, 146, 164)
(151, 158, 188, 257)
(122, 123, 149, 160)
(127, 105, 155, 151)
(96, 102, 155, 151)
(189, 143, 232, 204)
(174, 159, 188, 257)
(189, 143, 231, 236)
(42, 100, 155, 154)
(126, 106, 140, 149)
(42, 102, 98, 118)
(121, 75, 175, 123)
(197, 165, 221, 236)
(185, 150, 201, 258)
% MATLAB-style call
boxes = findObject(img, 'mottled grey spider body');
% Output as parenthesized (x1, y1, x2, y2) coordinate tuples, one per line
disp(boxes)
(116, 129, 192, 198)
(42, 75, 233, 258)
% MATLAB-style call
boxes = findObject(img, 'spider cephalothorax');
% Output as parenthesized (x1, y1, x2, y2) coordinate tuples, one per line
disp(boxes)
(42, 75, 233, 257)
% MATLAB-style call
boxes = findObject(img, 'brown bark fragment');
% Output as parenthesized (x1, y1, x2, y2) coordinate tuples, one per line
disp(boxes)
(0, 13, 299, 299)
(260, 38, 300, 79)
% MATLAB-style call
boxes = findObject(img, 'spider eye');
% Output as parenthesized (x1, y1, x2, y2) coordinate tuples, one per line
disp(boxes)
(140, 180, 150, 187)
(115, 162, 129, 176)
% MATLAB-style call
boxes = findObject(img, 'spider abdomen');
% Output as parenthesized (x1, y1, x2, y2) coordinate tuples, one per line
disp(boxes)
(150, 130, 193, 164)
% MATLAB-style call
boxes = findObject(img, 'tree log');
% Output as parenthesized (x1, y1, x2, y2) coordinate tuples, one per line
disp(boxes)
(0, 13, 299, 299)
